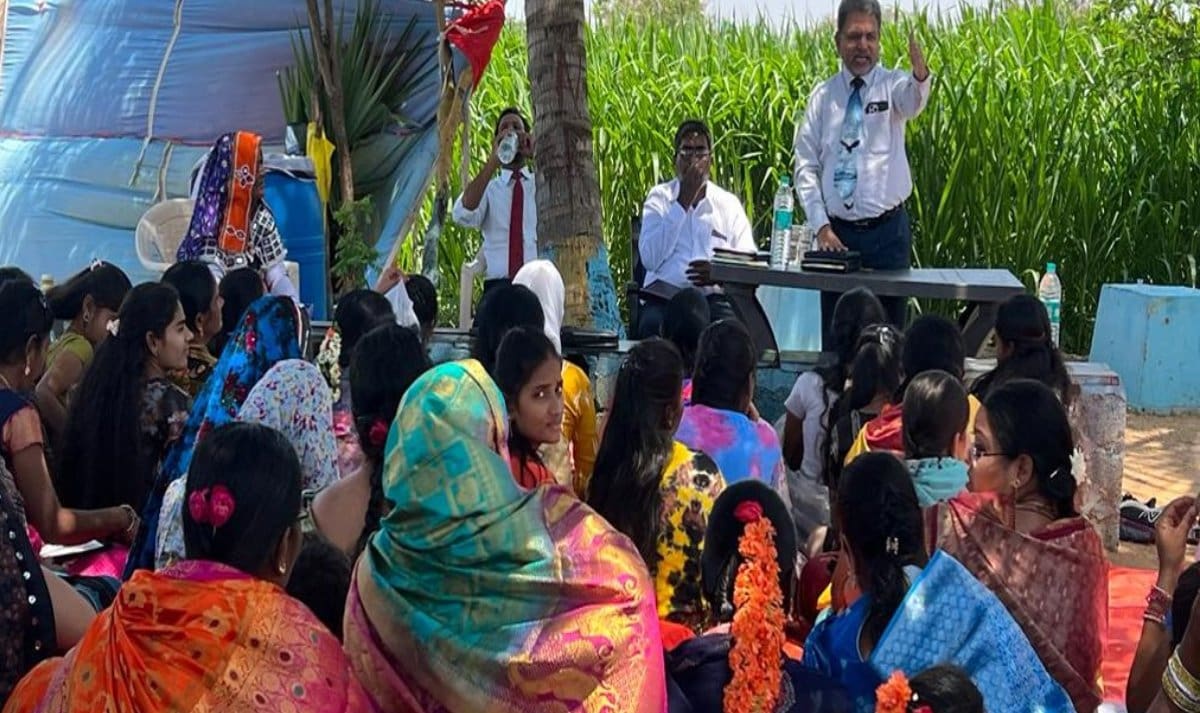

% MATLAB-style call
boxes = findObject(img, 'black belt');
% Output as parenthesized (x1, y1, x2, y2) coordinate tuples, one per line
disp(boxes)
(833, 204, 903, 230)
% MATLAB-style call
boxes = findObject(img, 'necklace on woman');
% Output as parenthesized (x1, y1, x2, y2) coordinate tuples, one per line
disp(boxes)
(0, 373, 11, 391)
(1014, 499, 1059, 530)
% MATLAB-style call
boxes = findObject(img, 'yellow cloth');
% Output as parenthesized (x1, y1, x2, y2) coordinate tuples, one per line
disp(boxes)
(564, 361, 599, 493)
(45, 331, 93, 373)
(306, 122, 335, 205)
(654, 442, 725, 629)
(844, 394, 981, 466)
(817, 583, 833, 612)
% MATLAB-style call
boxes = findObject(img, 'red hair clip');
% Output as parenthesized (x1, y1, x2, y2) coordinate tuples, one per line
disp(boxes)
(188, 485, 236, 529)
(734, 500, 763, 524)
(368, 419, 390, 448)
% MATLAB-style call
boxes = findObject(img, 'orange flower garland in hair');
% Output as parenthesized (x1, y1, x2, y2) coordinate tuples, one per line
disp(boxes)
(876, 671, 932, 713)
(723, 501, 785, 713)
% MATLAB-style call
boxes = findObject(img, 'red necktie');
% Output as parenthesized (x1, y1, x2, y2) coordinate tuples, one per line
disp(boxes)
(508, 172, 524, 279)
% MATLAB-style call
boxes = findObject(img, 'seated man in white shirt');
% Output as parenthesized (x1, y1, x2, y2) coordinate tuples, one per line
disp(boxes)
(794, 0, 930, 344)
(635, 119, 757, 339)
(451, 107, 538, 297)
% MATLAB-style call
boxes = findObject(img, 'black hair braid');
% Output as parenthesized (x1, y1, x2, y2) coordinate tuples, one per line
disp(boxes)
(587, 339, 682, 571)
(862, 494, 913, 645)
(838, 452, 928, 645)
(348, 324, 431, 555)
(354, 414, 388, 557)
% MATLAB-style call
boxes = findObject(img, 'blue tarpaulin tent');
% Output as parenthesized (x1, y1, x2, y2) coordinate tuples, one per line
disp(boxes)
(0, 0, 448, 316)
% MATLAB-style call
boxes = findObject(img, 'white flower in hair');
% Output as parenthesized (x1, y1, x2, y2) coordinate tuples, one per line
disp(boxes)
(316, 327, 342, 402)
(106, 319, 120, 337)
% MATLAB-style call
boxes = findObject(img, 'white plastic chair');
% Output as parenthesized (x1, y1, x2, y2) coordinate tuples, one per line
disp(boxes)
(135, 198, 193, 274)
(458, 252, 487, 328)
(135, 198, 299, 290)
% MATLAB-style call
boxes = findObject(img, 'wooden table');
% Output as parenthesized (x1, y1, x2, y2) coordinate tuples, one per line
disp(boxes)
(709, 263, 1028, 363)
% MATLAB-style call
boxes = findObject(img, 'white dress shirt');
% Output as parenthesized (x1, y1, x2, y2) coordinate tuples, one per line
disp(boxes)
(639, 178, 756, 290)
(451, 167, 538, 280)
(794, 64, 931, 231)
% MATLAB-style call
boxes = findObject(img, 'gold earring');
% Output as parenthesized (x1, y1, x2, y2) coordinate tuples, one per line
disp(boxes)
(23, 363, 30, 377)
(277, 562, 287, 575)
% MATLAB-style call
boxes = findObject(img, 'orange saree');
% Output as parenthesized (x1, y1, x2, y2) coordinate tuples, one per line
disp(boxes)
(5, 560, 372, 713)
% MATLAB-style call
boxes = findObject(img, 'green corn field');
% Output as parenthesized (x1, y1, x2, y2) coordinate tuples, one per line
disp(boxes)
(395, 0, 1199, 353)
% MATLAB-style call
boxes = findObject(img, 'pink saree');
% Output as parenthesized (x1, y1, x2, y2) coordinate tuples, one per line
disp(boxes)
(932, 493, 1108, 713)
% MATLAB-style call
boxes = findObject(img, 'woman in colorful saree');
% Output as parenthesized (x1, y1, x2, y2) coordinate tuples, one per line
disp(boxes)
(125, 295, 303, 576)
(177, 131, 298, 301)
(343, 359, 667, 713)
(934, 378, 1107, 712)
(802, 452, 1072, 713)
(4, 422, 371, 713)
(156, 358, 340, 568)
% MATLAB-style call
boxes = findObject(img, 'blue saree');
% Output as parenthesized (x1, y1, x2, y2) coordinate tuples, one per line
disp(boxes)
(802, 550, 1073, 713)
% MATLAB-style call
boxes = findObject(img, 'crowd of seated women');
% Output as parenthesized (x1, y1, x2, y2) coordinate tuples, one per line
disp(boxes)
(1, 258, 1199, 713)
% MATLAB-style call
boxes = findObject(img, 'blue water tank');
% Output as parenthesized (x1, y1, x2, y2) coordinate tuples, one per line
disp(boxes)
(264, 171, 329, 319)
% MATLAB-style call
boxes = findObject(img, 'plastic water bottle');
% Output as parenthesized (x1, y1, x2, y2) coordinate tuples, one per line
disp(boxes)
(770, 175, 794, 269)
(1038, 262, 1063, 347)
(497, 132, 519, 165)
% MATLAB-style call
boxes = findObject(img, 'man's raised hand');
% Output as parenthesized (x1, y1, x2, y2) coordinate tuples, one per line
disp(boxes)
(909, 30, 929, 82)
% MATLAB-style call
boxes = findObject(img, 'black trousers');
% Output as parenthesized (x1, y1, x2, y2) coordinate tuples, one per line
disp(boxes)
(819, 206, 912, 347)
(635, 292, 737, 339)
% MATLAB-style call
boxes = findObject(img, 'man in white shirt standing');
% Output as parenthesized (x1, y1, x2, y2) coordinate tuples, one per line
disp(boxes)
(794, 0, 930, 342)
(635, 119, 757, 338)
(452, 107, 538, 296)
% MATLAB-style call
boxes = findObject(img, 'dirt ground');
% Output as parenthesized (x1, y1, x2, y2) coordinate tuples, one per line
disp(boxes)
(1110, 412, 1200, 569)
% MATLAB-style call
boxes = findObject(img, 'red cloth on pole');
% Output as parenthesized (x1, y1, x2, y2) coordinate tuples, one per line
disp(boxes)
(444, 0, 506, 88)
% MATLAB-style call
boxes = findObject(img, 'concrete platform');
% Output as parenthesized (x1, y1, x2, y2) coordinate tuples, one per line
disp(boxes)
(1090, 284, 1200, 414)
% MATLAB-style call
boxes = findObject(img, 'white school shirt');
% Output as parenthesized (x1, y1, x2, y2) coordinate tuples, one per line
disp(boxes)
(784, 371, 836, 481)
(451, 167, 538, 280)
(638, 179, 757, 290)
(793, 64, 932, 232)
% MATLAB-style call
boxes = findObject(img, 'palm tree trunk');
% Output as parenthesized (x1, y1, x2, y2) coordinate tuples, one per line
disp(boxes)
(525, 0, 623, 333)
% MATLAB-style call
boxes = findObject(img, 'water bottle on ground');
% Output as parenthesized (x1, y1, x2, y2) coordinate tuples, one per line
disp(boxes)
(1038, 262, 1063, 347)
(770, 175, 794, 269)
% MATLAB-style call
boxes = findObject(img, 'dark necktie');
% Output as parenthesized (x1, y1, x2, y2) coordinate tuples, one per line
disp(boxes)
(508, 172, 524, 278)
